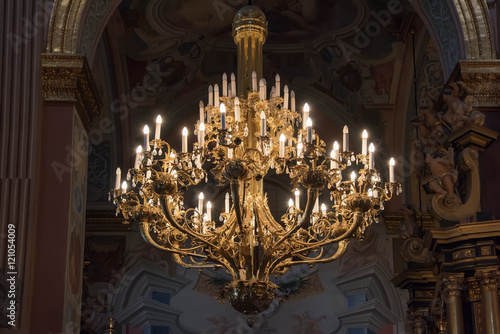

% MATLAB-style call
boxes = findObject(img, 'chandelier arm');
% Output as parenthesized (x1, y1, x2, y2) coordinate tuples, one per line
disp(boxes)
(264, 212, 363, 278)
(171, 253, 228, 271)
(256, 188, 318, 278)
(139, 222, 208, 259)
(159, 196, 220, 250)
(275, 239, 349, 268)
(230, 180, 245, 232)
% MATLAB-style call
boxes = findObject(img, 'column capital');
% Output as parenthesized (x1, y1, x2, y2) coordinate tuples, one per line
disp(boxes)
(475, 268, 500, 292)
(466, 277, 481, 302)
(442, 275, 465, 298)
(41, 54, 102, 131)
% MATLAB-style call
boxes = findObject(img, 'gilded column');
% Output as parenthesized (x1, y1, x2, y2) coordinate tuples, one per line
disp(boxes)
(467, 277, 484, 334)
(409, 309, 429, 334)
(442, 275, 465, 334)
(476, 269, 500, 334)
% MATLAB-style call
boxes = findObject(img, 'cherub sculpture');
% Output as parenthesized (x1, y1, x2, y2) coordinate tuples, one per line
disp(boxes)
(425, 147, 458, 200)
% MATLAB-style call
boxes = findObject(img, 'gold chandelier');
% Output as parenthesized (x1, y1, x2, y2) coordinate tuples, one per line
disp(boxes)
(111, 6, 400, 316)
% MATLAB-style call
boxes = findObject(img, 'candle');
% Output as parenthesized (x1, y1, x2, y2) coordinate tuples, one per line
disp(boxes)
(260, 111, 266, 136)
(115, 167, 121, 189)
(198, 192, 204, 217)
(225, 192, 230, 213)
(270, 86, 276, 98)
(220, 103, 226, 130)
(222, 73, 227, 97)
(389, 157, 395, 182)
(321, 203, 327, 215)
(234, 97, 240, 122)
(259, 79, 265, 101)
(306, 117, 312, 143)
(206, 201, 212, 221)
(214, 84, 220, 107)
(294, 189, 300, 209)
(228, 148, 233, 159)
(231, 73, 236, 97)
(155, 115, 162, 140)
(208, 85, 213, 106)
(369, 143, 375, 169)
(275, 73, 280, 97)
(283, 85, 289, 109)
(362, 129, 368, 155)
(199, 100, 204, 123)
(182, 127, 188, 152)
(330, 149, 336, 169)
(351, 171, 356, 182)
(227, 83, 232, 99)
(313, 197, 319, 213)
(143, 125, 150, 151)
(343, 125, 349, 152)
(146, 170, 151, 180)
(279, 133, 286, 158)
(121, 181, 127, 192)
(199, 122, 205, 147)
(134, 145, 142, 169)
(303, 103, 310, 129)
(297, 142, 303, 158)
(252, 71, 257, 92)
(288, 198, 294, 208)
(263, 78, 267, 100)
(291, 90, 296, 112)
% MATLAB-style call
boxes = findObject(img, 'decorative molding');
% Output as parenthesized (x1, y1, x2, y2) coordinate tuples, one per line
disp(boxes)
(441, 275, 465, 297)
(46, 0, 88, 54)
(41, 54, 102, 131)
(447, 123, 499, 150)
(383, 212, 434, 235)
(86, 210, 130, 231)
(447, 60, 500, 110)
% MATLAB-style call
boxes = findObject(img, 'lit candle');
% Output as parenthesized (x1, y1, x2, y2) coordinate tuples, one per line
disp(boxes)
(252, 71, 257, 92)
(291, 90, 296, 112)
(206, 201, 212, 221)
(306, 117, 312, 143)
(389, 157, 395, 182)
(283, 85, 289, 109)
(321, 203, 327, 215)
(155, 115, 162, 140)
(228, 148, 233, 159)
(369, 143, 375, 169)
(231, 73, 236, 97)
(208, 85, 213, 106)
(199, 100, 204, 123)
(199, 122, 205, 147)
(343, 125, 349, 152)
(222, 73, 227, 97)
(115, 167, 121, 189)
(331, 141, 339, 168)
(214, 84, 220, 107)
(182, 127, 188, 152)
(330, 149, 336, 169)
(260, 111, 266, 136)
(134, 145, 142, 169)
(362, 130, 368, 155)
(225, 192, 230, 213)
(198, 192, 204, 217)
(220, 103, 226, 130)
(275, 73, 280, 97)
(279, 133, 286, 158)
(121, 181, 127, 192)
(294, 189, 300, 209)
(234, 97, 240, 121)
(288, 198, 294, 208)
(143, 125, 150, 151)
(303, 103, 310, 129)
(351, 171, 356, 182)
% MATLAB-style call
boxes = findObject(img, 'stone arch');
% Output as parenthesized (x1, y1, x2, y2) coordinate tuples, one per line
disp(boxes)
(46, 0, 121, 64)
(410, 0, 496, 77)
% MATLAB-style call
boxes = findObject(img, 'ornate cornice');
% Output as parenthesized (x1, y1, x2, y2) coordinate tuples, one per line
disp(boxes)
(86, 210, 130, 231)
(41, 54, 102, 131)
(383, 212, 434, 235)
(447, 60, 500, 110)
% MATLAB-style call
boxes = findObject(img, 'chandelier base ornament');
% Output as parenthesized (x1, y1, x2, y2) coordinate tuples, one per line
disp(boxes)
(110, 5, 401, 316)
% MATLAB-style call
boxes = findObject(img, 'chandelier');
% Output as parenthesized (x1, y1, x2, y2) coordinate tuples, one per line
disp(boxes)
(111, 5, 400, 317)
